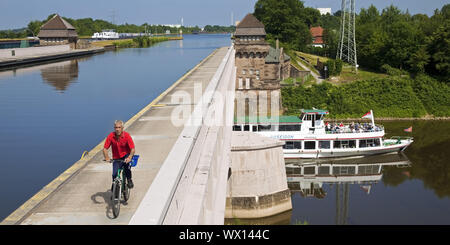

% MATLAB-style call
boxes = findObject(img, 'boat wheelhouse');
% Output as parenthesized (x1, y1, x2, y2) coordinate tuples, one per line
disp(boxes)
(232, 109, 413, 158)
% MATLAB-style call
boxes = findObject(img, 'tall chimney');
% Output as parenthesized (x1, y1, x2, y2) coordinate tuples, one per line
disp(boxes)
(276, 39, 279, 50)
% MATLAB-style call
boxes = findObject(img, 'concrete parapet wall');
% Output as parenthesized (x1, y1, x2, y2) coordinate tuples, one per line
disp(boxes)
(0, 44, 71, 58)
(226, 131, 292, 219)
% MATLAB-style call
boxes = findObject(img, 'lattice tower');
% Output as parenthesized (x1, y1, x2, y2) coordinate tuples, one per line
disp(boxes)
(337, 0, 358, 72)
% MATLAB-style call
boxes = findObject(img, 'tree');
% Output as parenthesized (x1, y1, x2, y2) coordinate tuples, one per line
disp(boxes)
(426, 19, 450, 81)
(27, 20, 42, 37)
(408, 46, 430, 74)
(254, 0, 312, 50)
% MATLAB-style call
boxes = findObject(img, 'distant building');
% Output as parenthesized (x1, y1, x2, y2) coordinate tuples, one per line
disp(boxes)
(38, 14, 78, 48)
(317, 8, 332, 15)
(310, 26, 325, 48)
(234, 13, 290, 117)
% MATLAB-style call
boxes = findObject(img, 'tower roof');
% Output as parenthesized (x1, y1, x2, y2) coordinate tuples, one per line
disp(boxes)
(38, 14, 78, 38)
(236, 14, 264, 28)
(40, 14, 76, 30)
(235, 14, 266, 36)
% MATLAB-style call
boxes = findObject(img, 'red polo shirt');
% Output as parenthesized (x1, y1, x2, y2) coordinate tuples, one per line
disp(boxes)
(104, 131, 135, 159)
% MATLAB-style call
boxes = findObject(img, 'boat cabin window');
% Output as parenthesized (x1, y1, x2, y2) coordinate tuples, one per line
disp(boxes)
(304, 166, 316, 175)
(333, 166, 356, 175)
(302, 114, 323, 121)
(252, 125, 258, 132)
(283, 141, 302, 150)
(358, 165, 381, 175)
(318, 141, 331, 149)
(258, 124, 272, 131)
(286, 167, 301, 175)
(359, 138, 381, 148)
(318, 166, 331, 176)
(232, 125, 242, 131)
(333, 140, 356, 148)
(243, 125, 250, 131)
(304, 141, 316, 149)
(279, 124, 301, 131)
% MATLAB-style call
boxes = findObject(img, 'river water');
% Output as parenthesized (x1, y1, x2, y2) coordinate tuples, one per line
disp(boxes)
(0, 34, 231, 221)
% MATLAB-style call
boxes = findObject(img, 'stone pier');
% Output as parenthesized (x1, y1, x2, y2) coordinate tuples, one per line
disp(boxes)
(226, 131, 292, 219)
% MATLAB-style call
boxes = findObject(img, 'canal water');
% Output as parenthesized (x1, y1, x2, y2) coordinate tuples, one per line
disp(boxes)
(226, 120, 450, 225)
(0, 34, 231, 221)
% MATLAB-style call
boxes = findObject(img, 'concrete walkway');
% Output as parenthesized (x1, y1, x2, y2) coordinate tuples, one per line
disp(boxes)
(2, 46, 229, 225)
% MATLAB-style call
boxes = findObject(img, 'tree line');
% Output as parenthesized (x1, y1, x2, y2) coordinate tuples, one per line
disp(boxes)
(253, 0, 449, 82)
(0, 14, 235, 39)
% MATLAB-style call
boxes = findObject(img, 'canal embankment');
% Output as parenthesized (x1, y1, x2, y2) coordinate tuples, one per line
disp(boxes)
(0, 44, 105, 70)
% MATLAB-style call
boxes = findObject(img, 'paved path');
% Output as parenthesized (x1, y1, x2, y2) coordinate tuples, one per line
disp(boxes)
(295, 60, 324, 84)
(2, 46, 229, 225)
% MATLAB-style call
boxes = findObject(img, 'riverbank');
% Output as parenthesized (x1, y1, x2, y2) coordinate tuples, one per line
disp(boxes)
(91, 36, 183, 49)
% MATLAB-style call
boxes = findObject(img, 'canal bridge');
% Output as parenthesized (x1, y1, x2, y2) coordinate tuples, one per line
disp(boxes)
(1, 46, 236, 225)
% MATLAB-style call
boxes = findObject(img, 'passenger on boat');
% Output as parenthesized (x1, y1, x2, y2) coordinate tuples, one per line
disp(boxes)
(325, 122, 330, 132)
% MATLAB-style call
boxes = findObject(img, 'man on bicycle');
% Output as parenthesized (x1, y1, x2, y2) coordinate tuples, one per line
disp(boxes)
(103, 120, 135, 190)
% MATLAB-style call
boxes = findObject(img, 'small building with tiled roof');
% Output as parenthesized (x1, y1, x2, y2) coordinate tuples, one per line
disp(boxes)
(310, 26, 324, 48)
(233, 13, 291, 117)
(38, 14, 78, 48)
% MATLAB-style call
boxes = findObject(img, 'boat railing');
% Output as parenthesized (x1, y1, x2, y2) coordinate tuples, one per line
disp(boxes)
(324, 124, 384, 134)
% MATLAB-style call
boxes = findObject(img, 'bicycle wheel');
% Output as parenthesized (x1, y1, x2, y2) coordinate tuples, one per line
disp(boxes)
(111, 179, 121, 218)
(122, 178, 130, 202)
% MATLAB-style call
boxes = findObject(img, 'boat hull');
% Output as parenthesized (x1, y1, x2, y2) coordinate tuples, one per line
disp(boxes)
(283, 141, 411, 159)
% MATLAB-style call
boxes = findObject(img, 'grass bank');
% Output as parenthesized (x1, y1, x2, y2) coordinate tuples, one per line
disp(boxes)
(281, 74, 450, 119)
(91, 36, 181, 49)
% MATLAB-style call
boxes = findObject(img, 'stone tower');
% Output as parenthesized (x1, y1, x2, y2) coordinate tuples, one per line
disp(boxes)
(234, 14, 290, 119)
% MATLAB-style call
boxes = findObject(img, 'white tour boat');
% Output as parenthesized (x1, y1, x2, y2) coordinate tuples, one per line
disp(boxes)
(232, 109, 413, 158)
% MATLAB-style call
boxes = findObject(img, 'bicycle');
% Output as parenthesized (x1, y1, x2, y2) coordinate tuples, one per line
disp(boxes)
(106, 155, 139, 218)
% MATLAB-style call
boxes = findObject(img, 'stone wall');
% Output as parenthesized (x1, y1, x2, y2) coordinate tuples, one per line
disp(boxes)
(290, 64, 311, 79)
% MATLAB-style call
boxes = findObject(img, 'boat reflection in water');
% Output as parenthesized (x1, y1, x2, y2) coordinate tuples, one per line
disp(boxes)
(286, 153, 411, 225)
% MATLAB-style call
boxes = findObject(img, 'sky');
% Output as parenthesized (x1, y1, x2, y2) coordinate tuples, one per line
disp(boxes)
(1, 0, 448, 30)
